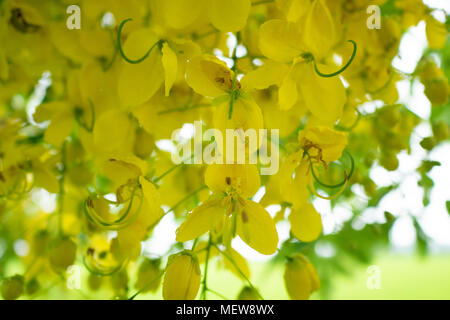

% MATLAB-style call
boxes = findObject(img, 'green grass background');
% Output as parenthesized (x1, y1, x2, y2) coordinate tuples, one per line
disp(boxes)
(200, 253, 450, 300)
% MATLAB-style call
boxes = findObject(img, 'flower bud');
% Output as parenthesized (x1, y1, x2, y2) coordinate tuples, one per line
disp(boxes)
(424, 78, 449, 107)
(284, 254, 320, 300)
(1, 275, 24, 300)
(237, 286, 260, 300)
(420, 137, 436, 151)
(163, 252, 201, 300)
(48, 237, 77, 272)
(379, 153, 399, 171)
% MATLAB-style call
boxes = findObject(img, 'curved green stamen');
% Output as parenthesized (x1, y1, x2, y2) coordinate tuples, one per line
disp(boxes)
(313, 40, 357, 78)
(304, 150, 355, 189)
(117, 18, 162, 64)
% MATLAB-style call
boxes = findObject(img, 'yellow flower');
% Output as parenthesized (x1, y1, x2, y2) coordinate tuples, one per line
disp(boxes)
(256, 18, 348, 123)
(284, 254, 320, 300)
(298, 126, 348, 163)
(185, 54, 235, 98)
(279, 126, 347, 206)
(163, 252, 201, 300)
(176, 164, 278, 255)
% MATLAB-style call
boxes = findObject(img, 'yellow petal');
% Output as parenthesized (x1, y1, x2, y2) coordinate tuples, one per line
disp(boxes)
(298, 63, 346, 124)
(426, 16, 447, 50)
(278, 70, 298, 110)
(161, 43, 178, 96)
(44, 112, 73, 146)
(289, 203, 322, 242)
(259, 19, 303, 63)
(279, 153, 311, 206)
(237, 200, 278, 255)
(163, 252, 201, 300)
(176, 199, 224, 242)
(241, 61, 289, 90)
(205, 164, 260, 198)
(185, 54, 234, 98)
(118, 29, 164, 107)
(213, 96, 264, 156)
(209, 0, 251, 32)
(163, 0, 206, 29)
(286, 0, 311, 23)
(33, 167, 60, 194)
(223, 247, 250, 279)
(117, 227, 142, 260)
(139, 176, 162, 215)
(303, 0, 336, 58)
(93, 109, 134, 154)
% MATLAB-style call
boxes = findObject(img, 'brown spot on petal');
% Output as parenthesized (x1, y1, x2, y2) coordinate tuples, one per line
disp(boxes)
(242, 211, 249, 223)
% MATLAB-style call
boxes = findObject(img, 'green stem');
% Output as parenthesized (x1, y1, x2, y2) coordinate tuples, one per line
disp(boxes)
(128, 270, 165, 300)
(58, 142, 67, 235)
(228, 32, 241, 119)
(200, 234, 213, 300)
(207, 288, 229, 300)
(147, 185, 207, 231)
(102, 30, 118, 71)
(214, 244, 264, 300)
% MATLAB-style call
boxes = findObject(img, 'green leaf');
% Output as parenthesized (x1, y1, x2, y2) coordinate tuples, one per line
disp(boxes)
(446, 201, 450, 215)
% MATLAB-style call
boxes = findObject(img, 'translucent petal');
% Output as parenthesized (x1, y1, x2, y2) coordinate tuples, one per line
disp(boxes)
(298, 63, 346, 124)
(237, 200, 278, 255)
(289, 203, 322, 242)
(241, 61, 289, 90)
(223, 247, 250, 279)
(176, 199, 224, 242)
(259, 19, 303, 63)
(303, 0, 336, 58)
